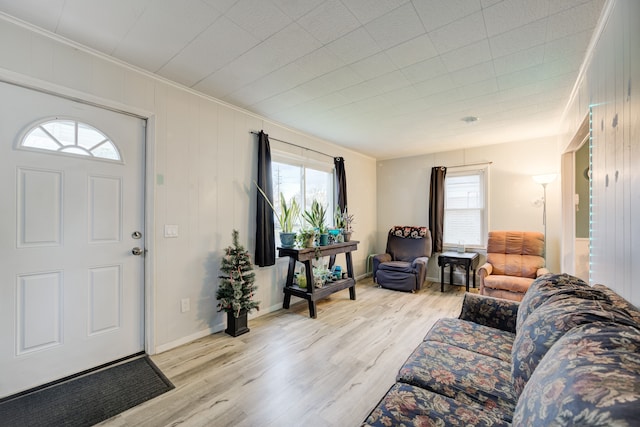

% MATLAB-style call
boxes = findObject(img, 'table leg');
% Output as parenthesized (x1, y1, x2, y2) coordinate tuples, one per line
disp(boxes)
(283, 293, 291, 309)
(465, 264, 470, 292)
(308, 300, 317, 319)
(345, 251, 356, 300)
(449, 263, 454, 287)
(440, 262, 445, 292)
(473, 268, 476, 288)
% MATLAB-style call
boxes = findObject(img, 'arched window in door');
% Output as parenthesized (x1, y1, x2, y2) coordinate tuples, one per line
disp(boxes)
(20, 119, 121, 161)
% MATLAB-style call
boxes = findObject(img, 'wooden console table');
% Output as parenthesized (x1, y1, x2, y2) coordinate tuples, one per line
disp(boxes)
(437, 251, 480, 292)
(279, 240, 358, 318)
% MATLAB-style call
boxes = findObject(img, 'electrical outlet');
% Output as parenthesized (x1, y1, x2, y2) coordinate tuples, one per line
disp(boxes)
(181, 298, 190, 313)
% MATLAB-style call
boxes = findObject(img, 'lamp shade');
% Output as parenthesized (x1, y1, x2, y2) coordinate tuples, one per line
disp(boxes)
(532, 173, 557, 185)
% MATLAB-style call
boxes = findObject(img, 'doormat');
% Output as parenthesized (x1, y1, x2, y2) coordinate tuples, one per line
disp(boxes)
(0, 353, 174, 427)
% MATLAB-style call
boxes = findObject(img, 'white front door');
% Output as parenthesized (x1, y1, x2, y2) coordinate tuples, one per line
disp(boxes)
(0, 82, 146, 398)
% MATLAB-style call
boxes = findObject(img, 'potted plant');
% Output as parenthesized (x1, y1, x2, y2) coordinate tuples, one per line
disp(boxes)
(302, 199, 329, 245)
(216, 230, 260, 337)
(255, 183, 300, 248)
(337, 207, 355, 241)
(296, 227, 317, 248)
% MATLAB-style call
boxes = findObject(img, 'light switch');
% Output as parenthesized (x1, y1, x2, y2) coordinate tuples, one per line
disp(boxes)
(164, 224, 179, 238)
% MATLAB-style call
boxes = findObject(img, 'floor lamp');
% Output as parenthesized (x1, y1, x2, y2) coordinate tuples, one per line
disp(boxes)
(533, 174, 557, 258)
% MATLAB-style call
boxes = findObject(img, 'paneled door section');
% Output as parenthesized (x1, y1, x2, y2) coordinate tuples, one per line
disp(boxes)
(0, 82, 146, 398)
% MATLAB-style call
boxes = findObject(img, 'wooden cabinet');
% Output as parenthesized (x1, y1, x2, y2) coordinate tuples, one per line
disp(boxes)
(278, 241, 358, 318)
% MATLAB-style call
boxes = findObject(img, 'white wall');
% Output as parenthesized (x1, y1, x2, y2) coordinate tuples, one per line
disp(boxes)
(0, 17, 377, 352)
(560, 0, 640, 305)
(376, 136, 562, 279)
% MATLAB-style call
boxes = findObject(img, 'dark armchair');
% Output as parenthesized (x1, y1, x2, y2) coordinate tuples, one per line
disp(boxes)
(373, 226, 432, 292)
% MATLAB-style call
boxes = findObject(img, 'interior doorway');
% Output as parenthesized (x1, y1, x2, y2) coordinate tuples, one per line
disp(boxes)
(561, 113, 590, 282)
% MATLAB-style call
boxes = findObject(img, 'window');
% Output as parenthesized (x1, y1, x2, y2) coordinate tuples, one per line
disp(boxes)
(443, 168, 487, 248)
(271, 151, 334, 233)
(20, 119, 121, 161)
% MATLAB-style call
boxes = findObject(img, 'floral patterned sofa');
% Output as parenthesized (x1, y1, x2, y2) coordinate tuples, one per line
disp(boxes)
(363, 274, 640, 426)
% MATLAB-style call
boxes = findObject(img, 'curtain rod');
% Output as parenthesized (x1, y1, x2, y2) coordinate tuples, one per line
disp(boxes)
(444, 161, 493, 169)
(250, 131, 335, 160)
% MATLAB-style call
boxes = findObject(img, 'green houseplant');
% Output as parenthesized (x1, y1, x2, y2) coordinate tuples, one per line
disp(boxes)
(216, 230, 260, 337)
(302, 199, 329, 245)
(255, 183, 300, 248)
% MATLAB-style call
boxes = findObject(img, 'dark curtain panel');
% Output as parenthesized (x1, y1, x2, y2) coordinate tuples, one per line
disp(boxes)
(429, 166, 447, 253)
(334, 157, 348, 212)
(255, 131, 276, 267)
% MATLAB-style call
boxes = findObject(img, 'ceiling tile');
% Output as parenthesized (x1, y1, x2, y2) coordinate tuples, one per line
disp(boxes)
(385, 34, 438, 68)
(548, 0, 605, 15)
(325, 27, 381, 64)
(297, 0, 360, 44)
(201, 0, 237, 14)
(0, 0, 65, 32)
(449, 61, 495, 85)
(483, 0, 550, 37)
(252, 88, 315, 114)
(546, 0, 604, 41)
(412, 74, 456, 97)
(441, 39, 492, 72)
(349, 52, 398, 80)
(271, 0, 325, 20)
(493, 45, 545, 76)
(543, 29, 591, 62)
(489, 20, 547, 58)
(57, 0, 151, 54)
(459, 78, 499, 99)
(112, 0, 216, 72)
(413, 0, 482, 32)
(293, 47, 345, 80)
(227, 62, 313, 107)
(401, 56, 448, 84)
(428, 11, 487, 53)
(364, 3, 425, 50)
(157, 16, 260, 87)
(339, 70, 410, 102)
(343, 0, 408, 25)
(224, 0, 292, 41)
(296, 67, 363, 99)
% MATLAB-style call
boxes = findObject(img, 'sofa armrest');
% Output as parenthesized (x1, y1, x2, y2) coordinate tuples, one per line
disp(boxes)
(477, 262, 493, 278)
(372, 253, 392, 281)
(412, 256, 429, 290)
(536, 268, 550, 277)
(411, 256, 428, 269)
(458, 293, 520, 333)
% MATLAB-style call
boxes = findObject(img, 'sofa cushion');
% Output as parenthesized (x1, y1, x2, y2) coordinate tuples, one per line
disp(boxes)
(397, 340, 517, 422)
(512, 322, 640, 426)
(593, 284, 640, 323)
(458, 293, 520, 333)
(363, 382, 510, 427)
(512, 296, 637, 397)
(425, 318, 514, 363)
(482, 275, 533, 293)
(377, 260, 413, 273)
(517, 273, 590, 334)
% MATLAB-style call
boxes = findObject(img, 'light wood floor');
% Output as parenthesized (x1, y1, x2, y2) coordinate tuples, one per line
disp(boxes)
(100, 278, 472, 427)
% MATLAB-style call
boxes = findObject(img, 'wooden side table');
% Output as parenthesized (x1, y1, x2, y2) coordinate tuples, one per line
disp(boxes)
(278, 241, 358, 318)
(437, 251, 480, 292)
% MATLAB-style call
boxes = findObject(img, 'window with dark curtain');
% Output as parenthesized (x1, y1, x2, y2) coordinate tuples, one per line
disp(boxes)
(429, 166, 447, 253)
(334, 157, 348, 212)
(255, 131, 276, 267)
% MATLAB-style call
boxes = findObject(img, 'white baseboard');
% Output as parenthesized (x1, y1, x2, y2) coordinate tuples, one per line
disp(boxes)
(154, 323, 224, 354)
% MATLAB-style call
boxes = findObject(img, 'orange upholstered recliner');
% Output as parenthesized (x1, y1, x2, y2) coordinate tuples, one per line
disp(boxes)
(478, 231, 549, 301)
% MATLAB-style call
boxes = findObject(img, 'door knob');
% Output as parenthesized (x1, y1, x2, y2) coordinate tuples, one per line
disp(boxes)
(131, 247, 144, 256)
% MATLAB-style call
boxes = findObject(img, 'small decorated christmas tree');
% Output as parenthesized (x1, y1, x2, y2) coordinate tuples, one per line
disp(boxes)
(216, 230, 260, 319)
